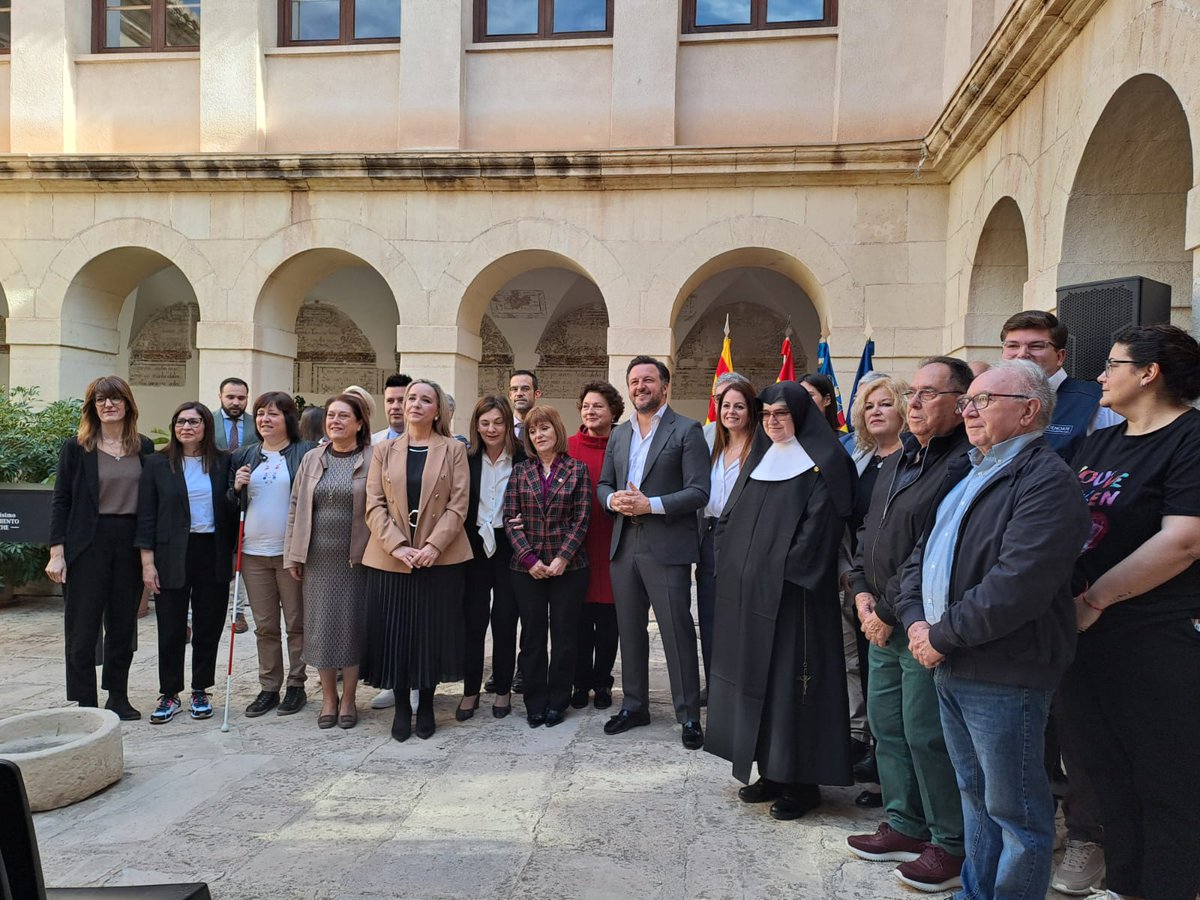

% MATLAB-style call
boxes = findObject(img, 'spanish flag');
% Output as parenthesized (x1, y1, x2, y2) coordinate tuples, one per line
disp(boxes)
(705, 315, 734, 425)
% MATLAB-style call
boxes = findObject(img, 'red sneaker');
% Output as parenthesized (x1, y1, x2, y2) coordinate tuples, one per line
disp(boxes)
(894, 843, 964, 893)
(846, 822, 927, 862)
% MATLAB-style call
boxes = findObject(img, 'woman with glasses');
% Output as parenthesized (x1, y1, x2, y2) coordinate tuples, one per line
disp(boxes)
(1060, 325, 1200, 900)
(47, 376, 155, 720)
(230, 392, 317, 719)
(284, 394, 372, 729)
(135, 403, 237, 724)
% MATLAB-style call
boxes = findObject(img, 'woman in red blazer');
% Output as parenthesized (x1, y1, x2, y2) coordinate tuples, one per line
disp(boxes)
(503, 406, 591, 728)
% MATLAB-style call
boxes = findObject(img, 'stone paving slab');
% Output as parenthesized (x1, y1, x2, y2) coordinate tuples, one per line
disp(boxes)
(0, 595, 1068, 899)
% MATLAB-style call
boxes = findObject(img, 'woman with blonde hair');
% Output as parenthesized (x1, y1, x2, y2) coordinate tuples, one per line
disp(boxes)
(361, 378, 472, 741)
(47, 375, 154, 719)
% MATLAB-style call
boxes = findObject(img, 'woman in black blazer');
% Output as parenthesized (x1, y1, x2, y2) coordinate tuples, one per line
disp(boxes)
(459, 395, 525, 721)
(46, 375, 154, 720)
(135, 402, 236, 725)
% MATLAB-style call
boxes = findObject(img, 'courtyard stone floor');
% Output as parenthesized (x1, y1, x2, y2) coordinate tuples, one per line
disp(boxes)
(1, 594, 1068, 899)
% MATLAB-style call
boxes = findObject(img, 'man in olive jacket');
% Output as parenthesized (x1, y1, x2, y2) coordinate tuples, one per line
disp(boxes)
(893, 360, 1090, 900)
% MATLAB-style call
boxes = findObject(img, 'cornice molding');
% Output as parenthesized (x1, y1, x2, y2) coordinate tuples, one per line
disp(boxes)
(0, 0, 1106, 192)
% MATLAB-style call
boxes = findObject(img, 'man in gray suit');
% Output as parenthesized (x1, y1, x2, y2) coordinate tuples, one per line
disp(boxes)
(598, 356, 710, 750)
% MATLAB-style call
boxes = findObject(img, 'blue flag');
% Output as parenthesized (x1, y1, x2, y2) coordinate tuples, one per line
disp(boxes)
(816, 340, 848, 433)
(846, 338, 876, 432)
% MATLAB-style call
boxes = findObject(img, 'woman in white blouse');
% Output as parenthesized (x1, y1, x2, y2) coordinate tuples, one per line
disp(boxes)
(697, 376, 759, 692)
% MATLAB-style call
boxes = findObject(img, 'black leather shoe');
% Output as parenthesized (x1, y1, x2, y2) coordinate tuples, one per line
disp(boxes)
(415, 707, 435, 739)
(855, 789, 883, 808)
(853, 748, 879, 784)
(105, 694, 141, 721)
(603, 708, 650, 735)
(456, 695, 479, 722)
(483, 673, 497, 693)
(738, 778, 783, 804)
(493, 693, 512, 718)
(681, 719, 704, 750)
(570, 688, 589, 709)
(512, 671, 525, 694)
(528, 711, 546, 728)
(244, 690, 279, 718)
(545, 708, 565, 727)
(593, 687, 613, 710)
(276, 687, 307, 716)
(769, 786, 822, 821)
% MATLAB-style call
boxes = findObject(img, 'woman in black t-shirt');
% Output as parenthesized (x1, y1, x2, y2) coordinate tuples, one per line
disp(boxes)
(1061, 324, 1200, 900)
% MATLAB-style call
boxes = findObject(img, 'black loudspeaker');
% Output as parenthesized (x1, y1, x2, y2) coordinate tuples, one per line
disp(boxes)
(1056, 276, 1171, 380)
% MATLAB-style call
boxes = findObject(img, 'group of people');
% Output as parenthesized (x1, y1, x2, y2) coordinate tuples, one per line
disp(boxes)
(44, 311, 1199, 900)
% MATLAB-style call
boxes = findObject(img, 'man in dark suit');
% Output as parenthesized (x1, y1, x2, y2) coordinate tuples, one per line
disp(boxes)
(213, 377, 249, 451)
(598, 356, 710, 749)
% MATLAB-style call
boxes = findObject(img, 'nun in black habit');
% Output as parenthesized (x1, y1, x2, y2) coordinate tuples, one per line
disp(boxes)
(704, 380, 856, 820)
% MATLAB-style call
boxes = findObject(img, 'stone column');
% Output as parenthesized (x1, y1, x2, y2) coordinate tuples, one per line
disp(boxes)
(5, 317, 121, 402)
(196, 321, 297, 404)
(397, 0, 466, 149)
(610, 0, 679, 147)
(9, 1, 85, 152)
(398, 324, 482, 433)
(1186, 184, 1200, 338)
(200, 0, 269, 152)
(606, 326, 675, 398)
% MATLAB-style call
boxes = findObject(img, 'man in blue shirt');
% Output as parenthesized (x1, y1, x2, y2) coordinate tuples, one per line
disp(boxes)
(894, 360, 1090, 900)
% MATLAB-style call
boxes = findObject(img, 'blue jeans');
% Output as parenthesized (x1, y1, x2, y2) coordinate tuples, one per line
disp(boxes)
(934, 668, 1054, 900)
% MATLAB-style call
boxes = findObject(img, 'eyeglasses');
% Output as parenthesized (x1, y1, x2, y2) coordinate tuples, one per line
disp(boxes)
(955, 392, 1032, 414)
(903, 388, 962, 403)
(762, 409, 793, 422)
(1103, 358, 1137, 376)
(1002, 341, 1057, 354)
(95, 396, 126, 407)
(174, 417, 203, 428)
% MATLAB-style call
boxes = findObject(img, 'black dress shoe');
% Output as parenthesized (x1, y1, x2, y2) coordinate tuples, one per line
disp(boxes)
(484, 673, 497, 693)
(570, 688, 589, 709)
(603, 708, 650, 735)
(528, 711, 546, 728)
(493, 693, 512, 718)
(512, 671, 525, 694)
(769, 785, 822, 821)
(738, 778, 783, 804)
(245, 690, 280, 718)
(415, 707, 435, 739)
(456, 695, 480, 722)
(681, 719, 704, 750)
(593, 687, 612, 710)
(545, 708, 565, 727)
(855, 789, 883, 808)
(853, 748, 879, 784)
(276, 687, 307, 716)
(105, 694, 141, 721)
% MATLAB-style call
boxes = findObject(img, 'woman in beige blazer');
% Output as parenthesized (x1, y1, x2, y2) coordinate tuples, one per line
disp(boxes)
(360, 378, 472, 742)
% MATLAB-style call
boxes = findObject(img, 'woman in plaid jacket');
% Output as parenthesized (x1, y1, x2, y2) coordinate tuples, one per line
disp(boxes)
(503, 405, 592, 728)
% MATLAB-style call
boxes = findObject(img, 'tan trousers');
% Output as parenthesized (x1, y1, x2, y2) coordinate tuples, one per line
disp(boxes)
(241, 554, 306, 691)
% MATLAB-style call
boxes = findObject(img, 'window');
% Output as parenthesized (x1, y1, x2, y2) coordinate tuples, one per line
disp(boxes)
(474, 0, 613, 42)
(280, 0, 401, 46)
(0, 4, 11, 53)
(683, 0, 836, 33)
(93, 0, 201, 52)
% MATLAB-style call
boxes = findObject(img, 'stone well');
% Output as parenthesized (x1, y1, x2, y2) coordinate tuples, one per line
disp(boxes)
(0, 708, 124, 811)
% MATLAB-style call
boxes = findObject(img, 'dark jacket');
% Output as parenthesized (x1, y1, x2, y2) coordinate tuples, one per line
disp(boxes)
(503, 455, 591, 572)
(847, 426, 972, 624)
(49, 435, 156, 565)
(893, 435, 1090, 690)
(226, 440, 316, 506)
(134, 452, 238, 590)
(465, 446, 526, 560)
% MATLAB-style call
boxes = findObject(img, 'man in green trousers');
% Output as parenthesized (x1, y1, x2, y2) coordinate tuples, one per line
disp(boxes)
(845, 356, 973, 893)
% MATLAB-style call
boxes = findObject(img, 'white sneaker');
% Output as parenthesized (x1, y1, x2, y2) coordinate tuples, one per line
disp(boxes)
(370, 689, 395, 709)
(1052, 840, 1105, 895)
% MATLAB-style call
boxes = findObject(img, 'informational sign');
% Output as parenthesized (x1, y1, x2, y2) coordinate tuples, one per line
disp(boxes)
(0, 484, 54, 545)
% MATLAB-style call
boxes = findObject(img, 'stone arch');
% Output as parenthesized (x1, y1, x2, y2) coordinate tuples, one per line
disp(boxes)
(963, 197, 1029, 357)
(1059, 74, 1193, 327)
(294, 299, 389, 396)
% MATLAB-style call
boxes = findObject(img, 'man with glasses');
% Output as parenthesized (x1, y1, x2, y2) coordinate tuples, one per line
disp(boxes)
(1001, 310, 1113, 895)
(1000, 311, 1121, 461)
(846, 357, 973, 893)
(893, 360, 1090, 900)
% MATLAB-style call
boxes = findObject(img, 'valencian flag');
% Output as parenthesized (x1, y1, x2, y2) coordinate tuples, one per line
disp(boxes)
(705, 315, 734, 425)
(846, 337, 876, 432)
(776, 335, 796, 383)
(816, 338, 849, 432)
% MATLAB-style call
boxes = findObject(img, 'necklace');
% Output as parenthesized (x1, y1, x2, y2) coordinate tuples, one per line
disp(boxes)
(100, 437, 124, 461)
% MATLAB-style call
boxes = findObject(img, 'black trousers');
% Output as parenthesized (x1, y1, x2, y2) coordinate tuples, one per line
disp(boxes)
(462, 531, 520, 696)
(512, 567, 587, 715)
(154, 534, 230, 696)
(574, 602, 618, 693)
(1059, 616, 1200, 900)
(63, 515, 141, 704)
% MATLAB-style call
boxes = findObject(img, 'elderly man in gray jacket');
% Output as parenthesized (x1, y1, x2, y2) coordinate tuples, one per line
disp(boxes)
(893, 360, 1089, 900)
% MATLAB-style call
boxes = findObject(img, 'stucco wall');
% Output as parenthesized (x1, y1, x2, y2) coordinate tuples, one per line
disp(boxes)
(0, 61, 10, 152)
(75, 57, 201, 153)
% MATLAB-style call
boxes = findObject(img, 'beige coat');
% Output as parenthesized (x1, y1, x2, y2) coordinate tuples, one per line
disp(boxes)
(361, 433, 472, 573)
(283, 443, 370, 571)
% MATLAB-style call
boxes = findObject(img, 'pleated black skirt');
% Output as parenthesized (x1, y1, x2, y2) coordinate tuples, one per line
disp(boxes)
(360, 564, 465, 689)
